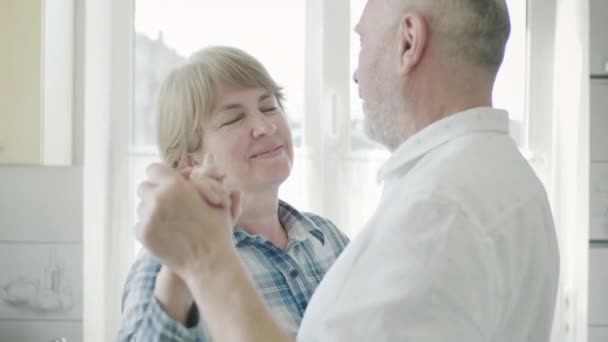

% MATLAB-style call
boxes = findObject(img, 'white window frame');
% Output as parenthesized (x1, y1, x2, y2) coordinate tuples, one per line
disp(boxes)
(300, 0, 354, 228)
(82, 0, 134, 340)
(42, 0, 75, 165)
(525, 1, 590, 342)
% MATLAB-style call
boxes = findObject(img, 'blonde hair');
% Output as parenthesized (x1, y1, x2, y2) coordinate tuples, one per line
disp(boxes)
(156, 46, 285, 168)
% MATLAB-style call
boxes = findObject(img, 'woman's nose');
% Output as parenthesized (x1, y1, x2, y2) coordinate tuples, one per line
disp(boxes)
(251, 112, 277, 138)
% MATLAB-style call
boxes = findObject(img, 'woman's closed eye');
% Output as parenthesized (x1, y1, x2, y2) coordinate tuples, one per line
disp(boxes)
(261, 107, 279, 114)
(220, 113, 245, 127)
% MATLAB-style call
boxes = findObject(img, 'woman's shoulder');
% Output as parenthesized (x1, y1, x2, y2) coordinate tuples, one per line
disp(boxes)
(128, 248, 163, 275)
(279, 200, 350, 247)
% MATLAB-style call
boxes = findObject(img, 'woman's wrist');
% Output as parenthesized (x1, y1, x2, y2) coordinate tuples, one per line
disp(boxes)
(154, 266, 194, 324)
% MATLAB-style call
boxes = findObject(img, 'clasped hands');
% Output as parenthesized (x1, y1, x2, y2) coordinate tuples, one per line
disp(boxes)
(134, 156, 242, 283)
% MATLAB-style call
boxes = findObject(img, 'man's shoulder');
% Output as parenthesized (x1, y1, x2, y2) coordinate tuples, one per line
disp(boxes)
(405, 135, 543, 203)
(382, 141, 549, 233)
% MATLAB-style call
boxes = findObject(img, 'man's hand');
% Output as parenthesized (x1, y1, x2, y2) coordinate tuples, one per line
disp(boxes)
(135, 163, 234, 279)
(136, 161, 289, 342)
(186, 154, 243, 223)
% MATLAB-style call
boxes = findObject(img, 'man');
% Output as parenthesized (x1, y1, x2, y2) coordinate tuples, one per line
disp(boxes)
(135, 0, 560, 341)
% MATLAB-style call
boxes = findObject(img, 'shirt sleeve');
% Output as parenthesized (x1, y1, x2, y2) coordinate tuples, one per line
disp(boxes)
(117, 250, 210, 342)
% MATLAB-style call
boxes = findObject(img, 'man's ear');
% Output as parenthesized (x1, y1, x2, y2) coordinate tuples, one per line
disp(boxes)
(397, 12, 428, 75)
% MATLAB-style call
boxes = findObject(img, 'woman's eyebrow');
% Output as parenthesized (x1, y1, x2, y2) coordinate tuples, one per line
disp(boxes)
(218, 92, 272, 112)
(258, 93, 272, 103)
(220, 102, 243, 111)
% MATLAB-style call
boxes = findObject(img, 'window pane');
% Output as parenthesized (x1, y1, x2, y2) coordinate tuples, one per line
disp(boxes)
(350, 0, 385, 151)
(494, 0, 528, 124)
(133, 0, 306, 147)
(133, 34, 184, 146)
(345, 0, 388, 238)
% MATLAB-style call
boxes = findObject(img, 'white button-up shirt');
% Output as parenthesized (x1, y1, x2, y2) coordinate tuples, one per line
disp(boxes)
(298, 107, 560, 342)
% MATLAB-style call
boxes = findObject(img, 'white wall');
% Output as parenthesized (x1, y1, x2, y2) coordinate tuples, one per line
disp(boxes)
(0, 167, 83, 341)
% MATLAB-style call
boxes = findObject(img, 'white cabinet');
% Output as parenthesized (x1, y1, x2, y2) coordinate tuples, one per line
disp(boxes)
(590, 0, 608, 75)
(589, 1, 608, 340)
(589, 247, 608, 325)
(591, 163, 608, 240)
(590, 327, 608, 342)
(590, 81, 608, 240)
(591, 81, 608, 162)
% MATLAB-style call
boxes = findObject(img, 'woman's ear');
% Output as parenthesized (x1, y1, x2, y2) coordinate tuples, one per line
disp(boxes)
(397, 12, 428, 75)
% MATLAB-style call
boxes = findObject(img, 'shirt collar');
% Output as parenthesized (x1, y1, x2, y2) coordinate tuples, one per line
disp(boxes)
(378, 107, 509, 182)
(232, 200, 325, 246)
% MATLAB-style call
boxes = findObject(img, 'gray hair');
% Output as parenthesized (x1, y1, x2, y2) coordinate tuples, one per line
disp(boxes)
(424, 0, 511, 75)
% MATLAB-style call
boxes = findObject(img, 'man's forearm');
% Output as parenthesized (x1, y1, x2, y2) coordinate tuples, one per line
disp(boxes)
(183, 248, 291, 342)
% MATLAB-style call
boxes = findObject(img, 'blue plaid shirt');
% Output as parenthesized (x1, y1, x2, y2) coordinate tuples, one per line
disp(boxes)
(118, 200, 349, 341)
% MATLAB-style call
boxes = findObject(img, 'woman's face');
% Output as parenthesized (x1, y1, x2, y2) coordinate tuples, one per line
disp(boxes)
(200, 83, 294, 192)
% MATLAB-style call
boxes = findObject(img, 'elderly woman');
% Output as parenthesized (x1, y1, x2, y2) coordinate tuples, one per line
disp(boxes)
(118, 46, 349, 341)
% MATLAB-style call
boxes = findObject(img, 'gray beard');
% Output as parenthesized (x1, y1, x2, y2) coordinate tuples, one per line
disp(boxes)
(363, 112, 402, 151)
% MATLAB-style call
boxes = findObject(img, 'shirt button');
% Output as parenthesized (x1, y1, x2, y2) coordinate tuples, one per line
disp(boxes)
(289, 269, 299, 278)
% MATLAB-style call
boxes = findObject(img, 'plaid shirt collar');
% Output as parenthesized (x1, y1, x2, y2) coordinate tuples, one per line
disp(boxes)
(232, 200, 326, 247)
